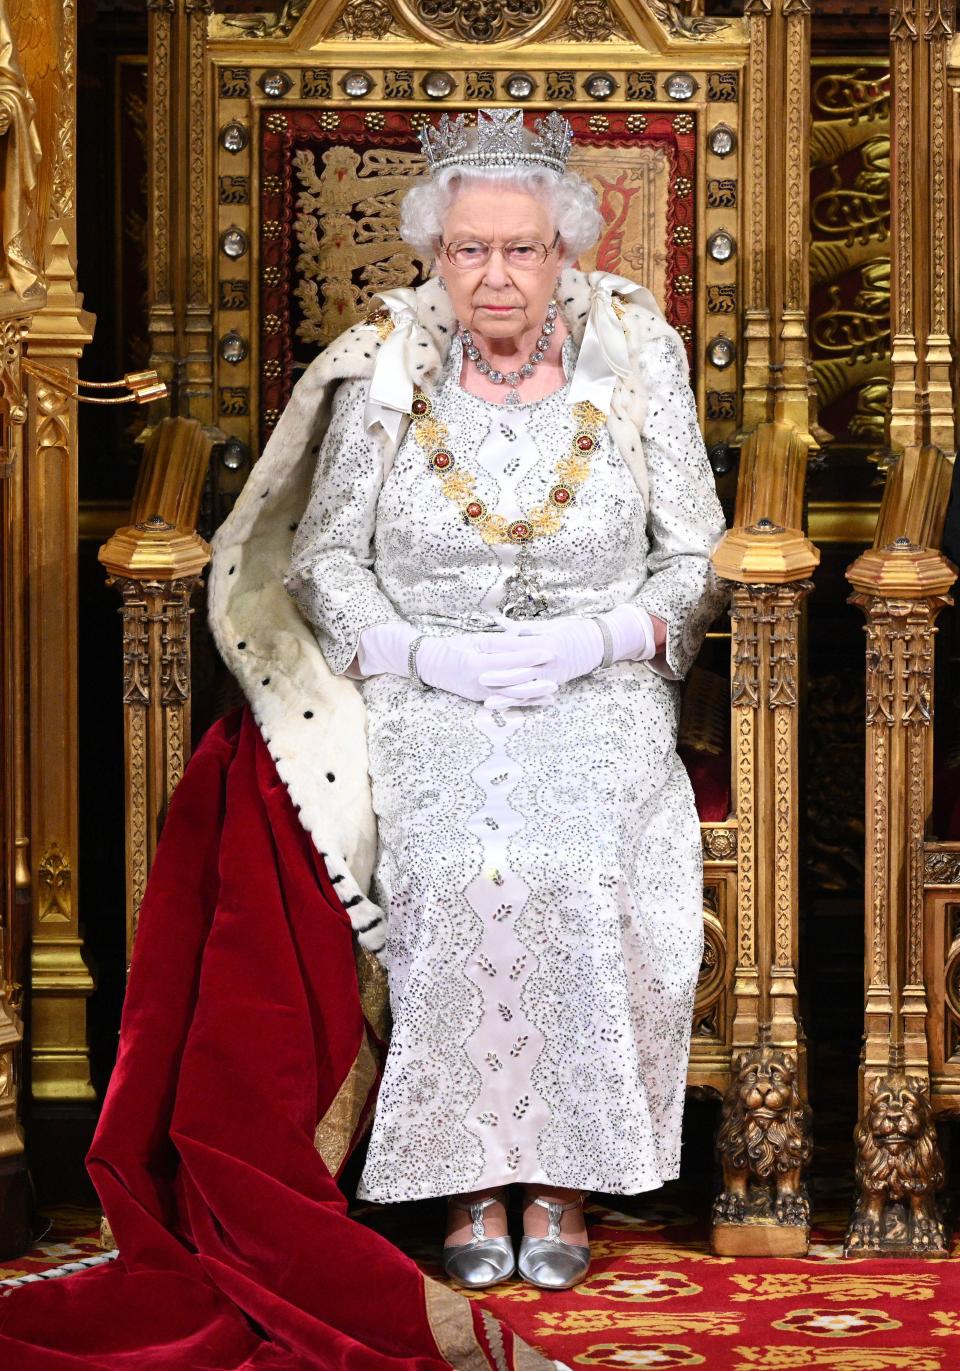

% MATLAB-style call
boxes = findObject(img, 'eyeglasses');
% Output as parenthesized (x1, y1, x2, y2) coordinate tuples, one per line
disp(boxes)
(439, 233, 560, 270)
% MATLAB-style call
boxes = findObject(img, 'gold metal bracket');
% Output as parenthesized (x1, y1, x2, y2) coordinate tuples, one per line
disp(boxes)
(0, 353, 166, 470)
(19, 359, 167, 407)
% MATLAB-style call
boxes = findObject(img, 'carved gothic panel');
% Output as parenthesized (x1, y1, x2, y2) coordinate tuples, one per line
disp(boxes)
(926, 848, 960, 887)
(810, 58, 890, 444)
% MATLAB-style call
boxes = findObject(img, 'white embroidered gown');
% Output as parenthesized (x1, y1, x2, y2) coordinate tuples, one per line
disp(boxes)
(285, 333, 726, 1203)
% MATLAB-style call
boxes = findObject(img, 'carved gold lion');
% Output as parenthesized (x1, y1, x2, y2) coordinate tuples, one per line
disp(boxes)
(845, 1073, 946, 1253)
(712, 1044, 813, 1227)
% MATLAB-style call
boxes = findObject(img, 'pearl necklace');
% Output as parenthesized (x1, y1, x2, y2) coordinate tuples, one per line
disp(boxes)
(459, 301, 558, 409)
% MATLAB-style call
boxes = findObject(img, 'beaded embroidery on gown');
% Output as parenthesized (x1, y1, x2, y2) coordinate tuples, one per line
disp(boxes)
(285, 332, 726, 1203)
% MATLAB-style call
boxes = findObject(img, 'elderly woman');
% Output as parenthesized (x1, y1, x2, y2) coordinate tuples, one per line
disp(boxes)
(211, 108, 725, 1292)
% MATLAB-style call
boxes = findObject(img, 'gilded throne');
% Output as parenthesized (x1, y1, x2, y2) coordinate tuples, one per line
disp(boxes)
(96, 0, 820, 1254)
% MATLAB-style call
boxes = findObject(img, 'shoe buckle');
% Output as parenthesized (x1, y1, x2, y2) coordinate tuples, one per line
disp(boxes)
(470, 1201, 486, 1242)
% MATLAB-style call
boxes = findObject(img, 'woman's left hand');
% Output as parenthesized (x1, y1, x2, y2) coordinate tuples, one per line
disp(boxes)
(480, 606, 664, 706)
(479, 617, 604, 703)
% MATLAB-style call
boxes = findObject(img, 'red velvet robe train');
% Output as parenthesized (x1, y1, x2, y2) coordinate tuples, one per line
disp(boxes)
(0, 710, 551, 1370)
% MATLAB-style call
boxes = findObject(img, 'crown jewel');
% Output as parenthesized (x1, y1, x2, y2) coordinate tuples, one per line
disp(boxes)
(419, 107, 574, 177)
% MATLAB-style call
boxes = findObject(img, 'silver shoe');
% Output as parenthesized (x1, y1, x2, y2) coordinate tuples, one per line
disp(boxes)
(518, 1195, 590, 1290)
(442, 1191, 516, 1289)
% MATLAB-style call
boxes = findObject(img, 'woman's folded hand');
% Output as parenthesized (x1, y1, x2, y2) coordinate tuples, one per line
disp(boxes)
(419, 633, 558, 707)
(356, 611, 655, 712)
(356, 622, 559, 706)
(357, 610, 656, 710)
(479, 605, 657, 701)
(482, 617, 604, 694)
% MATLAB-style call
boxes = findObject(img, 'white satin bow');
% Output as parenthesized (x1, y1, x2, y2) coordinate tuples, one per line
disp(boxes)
(365, 273, 665, 438)
(363, 287, 420, 444)
(567, 271, 665, 414)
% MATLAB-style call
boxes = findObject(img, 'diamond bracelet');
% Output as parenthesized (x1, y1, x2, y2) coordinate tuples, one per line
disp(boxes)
(408, 634, 428, 688)
(591, 615, 615, 670)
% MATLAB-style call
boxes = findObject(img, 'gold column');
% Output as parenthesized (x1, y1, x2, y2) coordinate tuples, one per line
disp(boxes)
(740, 0, 774, 434)
(99, 418, 211, 965)
(25, 229, 96, 1102)
(840, 0, 959, 1258)
(147, 0, 176, 395)
(739, 0, 814, 443)
(889, 1, 955, 451)
(778, 0, 814, 439)
(852, 572, 939, 1086)
(12, 0, 99, 1104)
(888, 2, 920, 451)
(0, 302, 34, 1253)
(923, 4, 953, 448)
(104, 557, 209, 964)
(710, 23, 817, 1251)
(710, 422, 819, 1257)
(844, 446, 955, 1257)
(148, 0, 216, 425)
(183, 0, 214, 424)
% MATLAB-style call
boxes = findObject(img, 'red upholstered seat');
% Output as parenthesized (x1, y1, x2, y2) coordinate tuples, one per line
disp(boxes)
(934, 758, 960, 839)
(681, 743, 732, 823)
(678, 665, 731, 822)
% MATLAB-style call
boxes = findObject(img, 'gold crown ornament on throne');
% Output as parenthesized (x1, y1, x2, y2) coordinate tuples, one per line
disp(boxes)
(419, 107, 574, 176)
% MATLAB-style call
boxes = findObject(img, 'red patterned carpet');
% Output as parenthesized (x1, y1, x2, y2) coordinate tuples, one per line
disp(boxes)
(0, 1207, 118, 1288)
(359, 1186, 960, 1370)
(12, 1189, 960, 1369)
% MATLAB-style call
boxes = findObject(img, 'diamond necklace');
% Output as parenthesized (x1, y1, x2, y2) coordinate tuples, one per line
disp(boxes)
(459, 300, 558, 409)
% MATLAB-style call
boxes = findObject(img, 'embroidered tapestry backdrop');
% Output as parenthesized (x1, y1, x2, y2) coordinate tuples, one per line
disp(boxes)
(259, 107, 696, 447)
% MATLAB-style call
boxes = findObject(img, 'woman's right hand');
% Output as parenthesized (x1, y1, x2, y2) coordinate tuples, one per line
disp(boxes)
(416, 633, 558, 708)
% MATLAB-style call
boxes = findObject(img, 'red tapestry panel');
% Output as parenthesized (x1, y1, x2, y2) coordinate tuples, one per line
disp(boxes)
(259, 108, 696, 447)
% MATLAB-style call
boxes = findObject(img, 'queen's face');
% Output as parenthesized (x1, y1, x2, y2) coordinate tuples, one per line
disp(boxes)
(434, 186, 565, 346)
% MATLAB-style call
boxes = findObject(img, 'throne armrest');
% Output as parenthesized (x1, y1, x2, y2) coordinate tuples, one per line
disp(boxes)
(871, 445, 954, 554)
(711, 421, 819, 588)
(97, 417, 213, 968)
(701, 419, 816, 1088)
(846, 445, 956, 604)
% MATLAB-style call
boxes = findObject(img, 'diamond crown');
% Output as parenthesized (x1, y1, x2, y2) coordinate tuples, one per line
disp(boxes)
(419, 107, 574, 177)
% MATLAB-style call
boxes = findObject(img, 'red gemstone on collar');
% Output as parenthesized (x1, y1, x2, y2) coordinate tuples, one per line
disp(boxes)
(466, 501, 485, 520)
(508, 521, 532, 542)
(551, 486, 572, 505)
(412, 396, 430, 416)
(576, 433, 595, 452)
(432, 450, 453, 470)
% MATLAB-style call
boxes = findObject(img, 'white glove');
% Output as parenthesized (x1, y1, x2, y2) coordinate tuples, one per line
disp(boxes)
(356, 621, 559, 707)
(356, 621, 418, 678)
(479, 605, 657, 703)
(417, 633, 559, 706)
(596, 603, 658, 664)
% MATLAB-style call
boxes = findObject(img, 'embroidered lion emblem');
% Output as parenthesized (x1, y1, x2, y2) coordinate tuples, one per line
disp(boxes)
(712, 1045, 812, 1226)
(845, 1073, 946, 1253)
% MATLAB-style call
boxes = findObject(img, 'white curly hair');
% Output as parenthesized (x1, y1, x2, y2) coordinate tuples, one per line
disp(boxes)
(399, 164, 604, 263)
